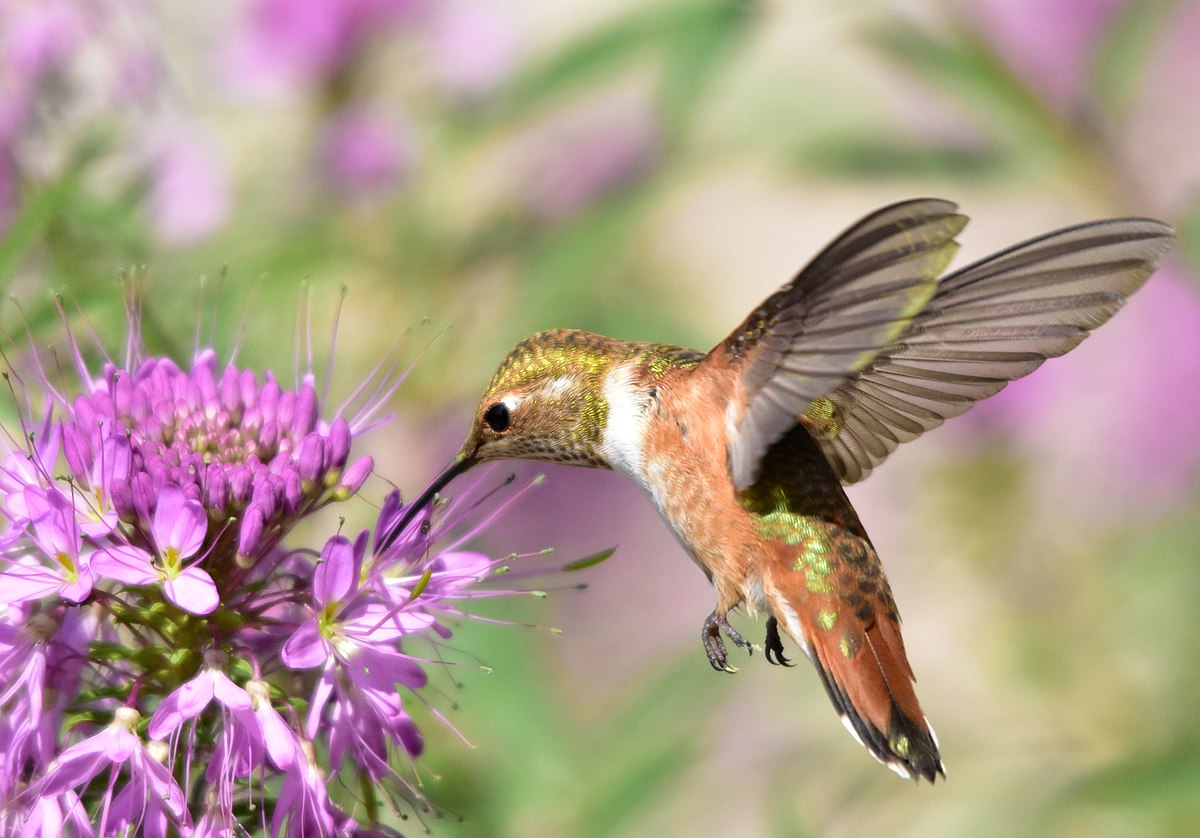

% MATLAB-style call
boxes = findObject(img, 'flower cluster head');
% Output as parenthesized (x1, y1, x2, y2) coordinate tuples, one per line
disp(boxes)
(0, 294, 545, 835)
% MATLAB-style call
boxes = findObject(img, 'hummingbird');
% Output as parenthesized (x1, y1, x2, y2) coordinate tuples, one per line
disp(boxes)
(390, 198, 1173, 782)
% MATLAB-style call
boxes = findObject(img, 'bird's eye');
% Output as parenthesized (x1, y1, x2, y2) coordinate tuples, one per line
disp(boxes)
(484, 402, 511, 433)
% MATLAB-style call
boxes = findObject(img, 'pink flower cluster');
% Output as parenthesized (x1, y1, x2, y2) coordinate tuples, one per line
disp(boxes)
(0, 302, 528, 835)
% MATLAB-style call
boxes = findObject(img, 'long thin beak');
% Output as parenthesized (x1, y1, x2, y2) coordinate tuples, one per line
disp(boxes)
(379, 453, 477, 550)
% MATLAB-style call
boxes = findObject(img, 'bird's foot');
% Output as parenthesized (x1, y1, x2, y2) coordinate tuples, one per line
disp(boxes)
(702, 610, 753, 673)
(764, 615, 794, 667)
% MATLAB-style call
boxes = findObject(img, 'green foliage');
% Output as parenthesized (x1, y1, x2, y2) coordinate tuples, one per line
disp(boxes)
(562, 547, 618, 572)
(866, 19, 1076, 182)
(1176, 194, 1200, 277)
(410, 599, 727, 838)
(1091, 0, 1181, 118)
(499, 0, 755, 125)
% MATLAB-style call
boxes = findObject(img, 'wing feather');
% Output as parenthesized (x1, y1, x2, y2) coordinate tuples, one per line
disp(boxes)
(722, 198, 969, 489)
(805, 218, 1175, 484)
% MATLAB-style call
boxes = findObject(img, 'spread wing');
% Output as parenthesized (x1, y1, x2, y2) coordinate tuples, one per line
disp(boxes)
(720, 198, 969, 490)
(801, 217, 1176, 484)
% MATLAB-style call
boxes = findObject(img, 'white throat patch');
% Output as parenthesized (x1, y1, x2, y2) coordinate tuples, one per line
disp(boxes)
(598, 365, 649, 479)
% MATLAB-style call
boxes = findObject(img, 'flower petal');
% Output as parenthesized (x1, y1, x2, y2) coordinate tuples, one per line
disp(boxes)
(281, 618, 329, 670)
(149, 673, 215, 739)
(163, 567, 219, 615)
(257, 703, 300, 771)
(0, 561, 68, 604)
(92, 545, 158, 586)
(59, 564, 94, 603)
(153, 486, 208, 559)
(211, 670, 252, 711)
(313, 534, 355, 605)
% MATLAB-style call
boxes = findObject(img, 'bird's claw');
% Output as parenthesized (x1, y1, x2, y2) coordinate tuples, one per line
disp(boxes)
(764, 615, 794, 667)
(702, 610, 753, 673)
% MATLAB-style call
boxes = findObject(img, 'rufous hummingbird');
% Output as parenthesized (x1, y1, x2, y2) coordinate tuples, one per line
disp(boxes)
(391, 198, 1173, 781)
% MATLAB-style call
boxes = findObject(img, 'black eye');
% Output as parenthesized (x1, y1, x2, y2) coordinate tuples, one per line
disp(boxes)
(484, 403, 511, 433)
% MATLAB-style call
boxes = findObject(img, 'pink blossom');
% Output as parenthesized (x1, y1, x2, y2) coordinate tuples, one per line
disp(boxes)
(34, 708, 188, 834)
(270, 742, 339, 837)
(92, 485, 218, 614)
(318, 106, 413, 201)
(519, 93, 661, 221)
(962, 0, 1125, 112)
(0, 292, 556, 830)
(2, 1, 88, 85)
(225, 0, 421, 96)
(148, 652, 253, 741)
(427, 2, 520, 97)
(147, 128, 232, 245)
(77, 435, 133, 538)
(2, 489, 94, 604)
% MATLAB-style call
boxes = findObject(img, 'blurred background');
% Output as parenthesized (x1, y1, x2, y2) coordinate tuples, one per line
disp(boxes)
(3, 0, 1200, 835)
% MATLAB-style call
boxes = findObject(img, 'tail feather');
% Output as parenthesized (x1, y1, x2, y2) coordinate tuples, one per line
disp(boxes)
(766, 573, 944, 782)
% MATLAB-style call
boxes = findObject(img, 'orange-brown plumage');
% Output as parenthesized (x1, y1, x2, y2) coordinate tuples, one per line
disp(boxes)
(395, 198, 1174, 782)
(741, 422, 940, 779)
(635, 348, 941, 777)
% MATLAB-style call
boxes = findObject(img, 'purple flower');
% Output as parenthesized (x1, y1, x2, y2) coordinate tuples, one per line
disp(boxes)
(225, 0, 421, 96)
(515, 92, 662, 221)
(0, 291, 557, 832)
(93, 486, 218, 615)
(8, 788, 90, 837)
(1, 489, 94, 604)
(148, 651, 252, 741)
(317, 106, 413, 202)
(0, 0, 89, 228)
(0, 417, 60, 537)
(282, 529, 429, 771)
(191, 804, 237, 838)
(270, 741, 339, 838)
(77, 435, 132, 537)
(0, 3, 232, 256)
(245, 679, 304, 771)
(34, 707, 188, 835)
(0, 606, 98, 811)
(0, 611, 55, 793)
(147, 126, 233, 245)
(2, 1, 87, 85)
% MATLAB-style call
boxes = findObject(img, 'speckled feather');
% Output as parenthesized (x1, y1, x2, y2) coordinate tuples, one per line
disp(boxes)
(740, 424, 941, 780)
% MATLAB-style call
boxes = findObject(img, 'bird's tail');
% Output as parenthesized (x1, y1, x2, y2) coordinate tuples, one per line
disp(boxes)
(763, 545, 945, 782)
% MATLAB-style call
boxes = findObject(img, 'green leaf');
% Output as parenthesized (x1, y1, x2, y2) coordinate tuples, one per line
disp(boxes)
(657, 0, 755, 136)
(500, 0, 753, 120)
(1062, 740, 1200, 834)
(0, 176, 79, 288)
(868, 20, 1069, 157)
(1091, 0, 1179, 118)
(572, 655, 723, 836)
(1173, 191, 1200, 276)
(796, 137, 1004, 180)
(562, 547, 617, 572)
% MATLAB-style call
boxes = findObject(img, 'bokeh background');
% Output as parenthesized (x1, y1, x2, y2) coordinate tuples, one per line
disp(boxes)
(4, 0, 1200, 835)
